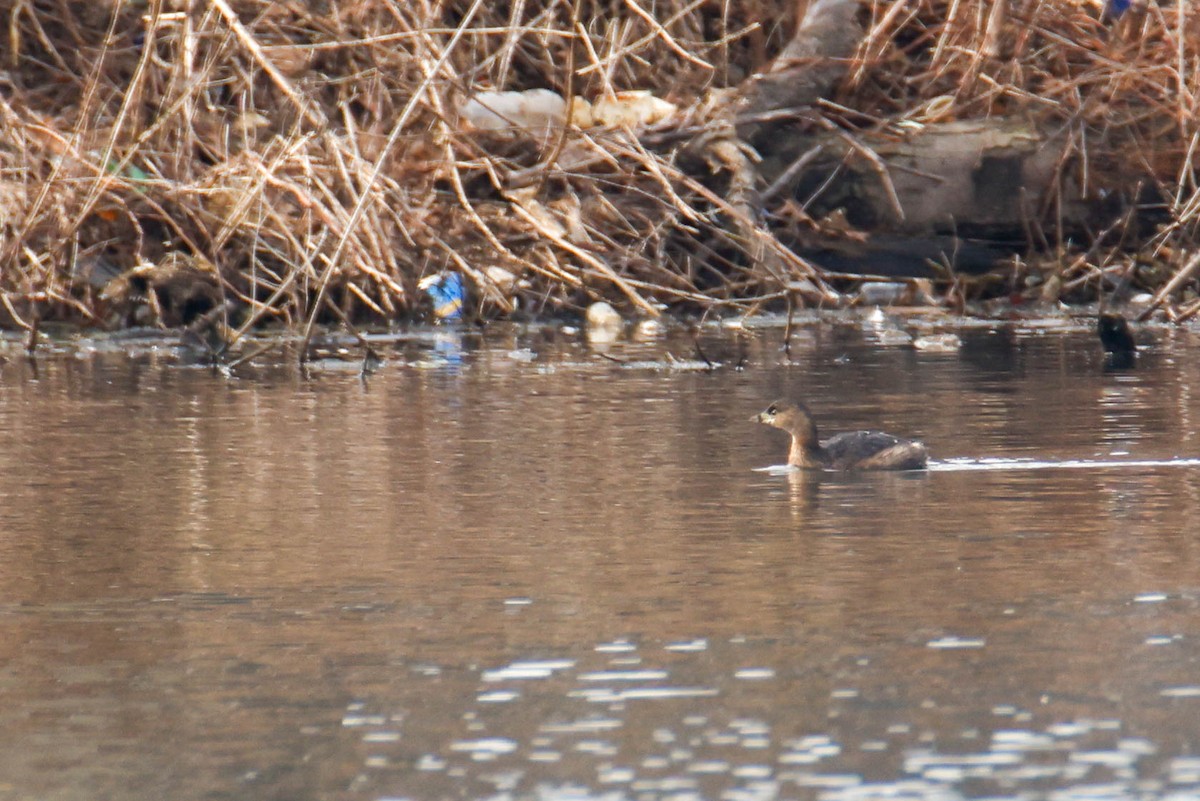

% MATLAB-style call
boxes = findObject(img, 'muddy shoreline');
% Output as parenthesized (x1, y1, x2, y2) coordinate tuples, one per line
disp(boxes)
(0, 304, 1177, 376)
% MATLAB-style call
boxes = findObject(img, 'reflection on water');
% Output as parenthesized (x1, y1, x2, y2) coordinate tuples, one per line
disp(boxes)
(0, 319, 1199, 800)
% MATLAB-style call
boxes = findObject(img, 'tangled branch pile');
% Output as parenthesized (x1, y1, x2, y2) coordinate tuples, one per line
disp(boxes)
(1, 0, 1198, 335)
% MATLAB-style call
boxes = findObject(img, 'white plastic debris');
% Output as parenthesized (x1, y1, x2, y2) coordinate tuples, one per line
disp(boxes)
(483, 266, 520, 295)
(586, 301, 623, 329)
(590, 91, 677, 127)
(461, 89, 567, 135)
(461, 89, 677, 134)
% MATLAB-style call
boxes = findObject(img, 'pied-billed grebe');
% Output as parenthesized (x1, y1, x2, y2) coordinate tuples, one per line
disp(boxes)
(753, 400, 928, 471)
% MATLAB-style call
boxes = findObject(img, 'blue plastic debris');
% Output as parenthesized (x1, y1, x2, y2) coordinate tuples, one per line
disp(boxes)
(419, 272, 465, 321)
(1107, 0, 1132, 18)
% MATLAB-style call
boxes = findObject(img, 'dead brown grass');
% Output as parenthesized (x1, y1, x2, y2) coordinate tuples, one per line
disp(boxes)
(1, 0, 1199, 337)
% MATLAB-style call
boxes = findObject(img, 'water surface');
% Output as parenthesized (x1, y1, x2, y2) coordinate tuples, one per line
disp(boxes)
(1, 316, 1199, 800)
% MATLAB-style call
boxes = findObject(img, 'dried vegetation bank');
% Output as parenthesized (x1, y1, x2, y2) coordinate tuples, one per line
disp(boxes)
(2, 0, 1200, 345)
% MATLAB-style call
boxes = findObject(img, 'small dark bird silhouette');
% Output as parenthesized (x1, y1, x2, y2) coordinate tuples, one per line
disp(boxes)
(1097, 313, 1136, 369)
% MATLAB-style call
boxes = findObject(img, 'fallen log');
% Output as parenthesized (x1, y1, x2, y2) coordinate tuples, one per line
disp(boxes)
(723, 0, 1101, 278)
(765, 119, 1075, 239)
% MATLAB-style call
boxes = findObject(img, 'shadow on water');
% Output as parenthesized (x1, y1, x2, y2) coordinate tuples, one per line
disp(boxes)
(0, 318, 1199, 800)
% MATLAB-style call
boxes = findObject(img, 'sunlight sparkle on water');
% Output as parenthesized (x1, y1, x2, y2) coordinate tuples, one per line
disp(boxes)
(734, 668, 776, 680)
(578, 670, 669, 681)
(483, 659, 576, 681)
(569, 686, 720, 702)
(926, 636, 986, 649)
(540, 719, 622, 733)
(664, 638, 708, 652)
(448, 738, 519, 757)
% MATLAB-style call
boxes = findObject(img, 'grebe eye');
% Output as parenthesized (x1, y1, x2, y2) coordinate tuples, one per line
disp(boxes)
(766, 404, 777, 414)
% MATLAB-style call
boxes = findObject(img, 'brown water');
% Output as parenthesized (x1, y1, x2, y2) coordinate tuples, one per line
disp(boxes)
(1, 315, 1200, 801)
